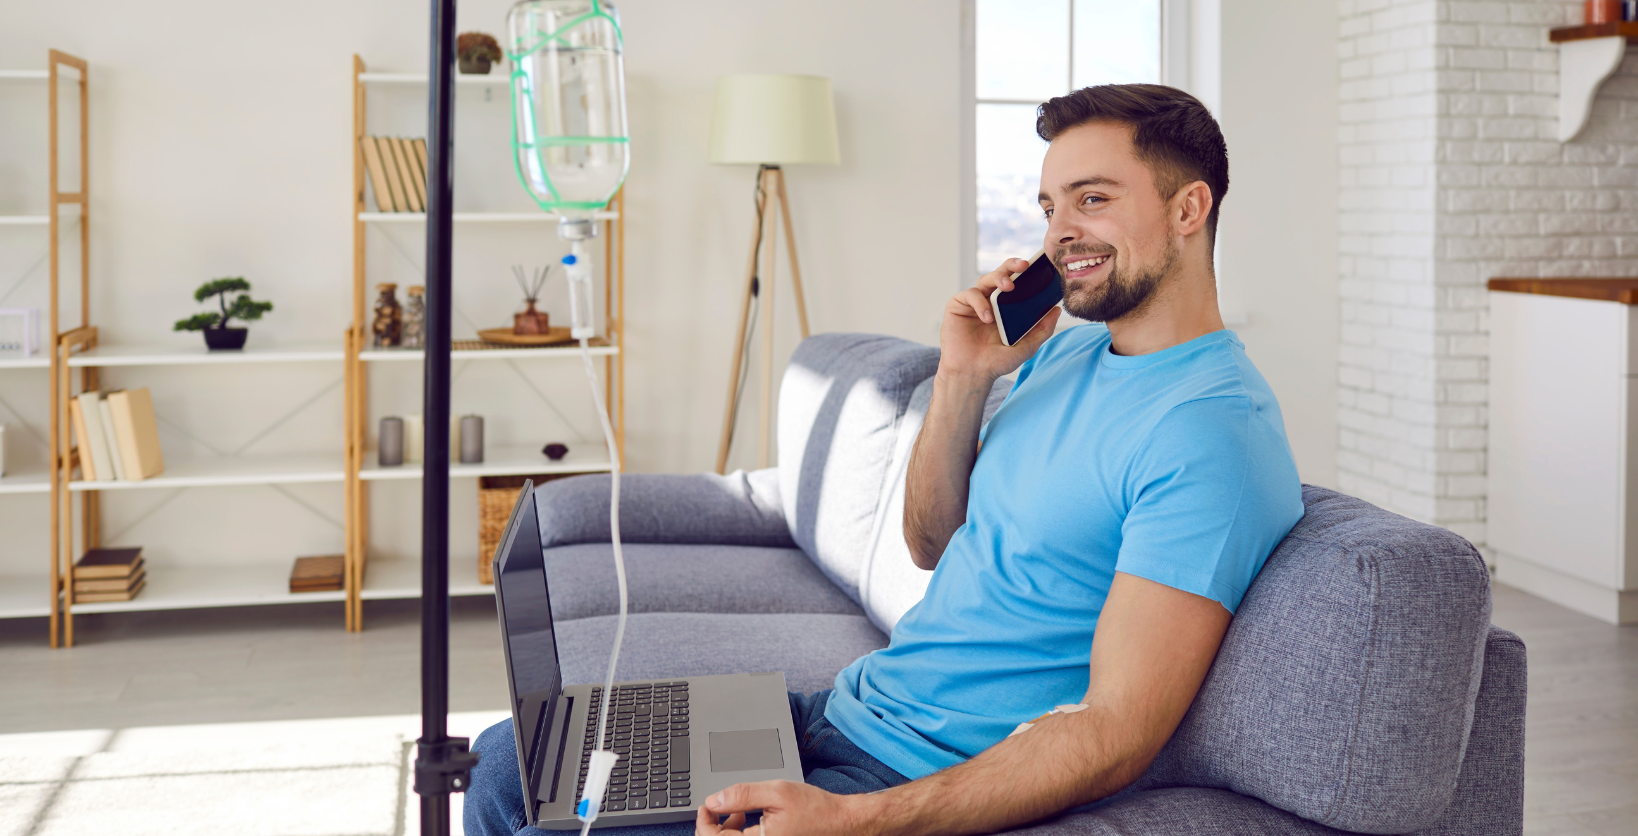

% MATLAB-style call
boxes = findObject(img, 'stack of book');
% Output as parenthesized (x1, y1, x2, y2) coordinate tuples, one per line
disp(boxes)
(289, 554, 344, 593)
(74, 547, 146, 603)
(69, 388, 165, 482)
(360, 135, 431, 213)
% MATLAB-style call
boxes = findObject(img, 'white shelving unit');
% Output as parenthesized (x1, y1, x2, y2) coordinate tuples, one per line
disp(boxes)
(0, 215, 49, 225)
(0, 469, 52, 495)
(70, 564, 347, 615)
(0, 574, 51, 618)
(67, 453, 344, 492)
(67, 342, 345, 367)
(358, 210, 618, 223)
(359, 343, 618, 363)
(342, 54, 626, 631)
(0, 355, 50, 369)
(359, 443, 611, 482)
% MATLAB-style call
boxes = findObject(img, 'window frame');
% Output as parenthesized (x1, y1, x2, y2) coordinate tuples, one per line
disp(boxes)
(959, 0, 1197, 284)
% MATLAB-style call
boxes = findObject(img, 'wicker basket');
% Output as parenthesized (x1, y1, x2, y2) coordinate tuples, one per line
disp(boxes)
(478, 473, 573, 584)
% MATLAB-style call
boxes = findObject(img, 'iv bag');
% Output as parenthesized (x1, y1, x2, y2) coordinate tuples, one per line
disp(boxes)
(507, 0, 630, 216)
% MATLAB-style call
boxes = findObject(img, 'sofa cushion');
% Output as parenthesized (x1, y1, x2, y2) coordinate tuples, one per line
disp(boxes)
(1006, 788, 1345, 835)
(544, 542, 863, 621)
(1127, 486, 1493, 834)
(534, 469, 793, 549)
(554, 612, 889, 695)
(778, 333, 940, 604)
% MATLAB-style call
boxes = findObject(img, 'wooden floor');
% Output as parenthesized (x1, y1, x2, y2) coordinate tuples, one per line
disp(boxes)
(0, 583, 1633, 834)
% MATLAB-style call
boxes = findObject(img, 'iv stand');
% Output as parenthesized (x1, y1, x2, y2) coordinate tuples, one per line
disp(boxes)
(413, 1, 479, 834)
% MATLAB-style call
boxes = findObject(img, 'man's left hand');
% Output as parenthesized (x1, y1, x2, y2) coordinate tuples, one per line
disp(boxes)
(695, 780, 870, 836)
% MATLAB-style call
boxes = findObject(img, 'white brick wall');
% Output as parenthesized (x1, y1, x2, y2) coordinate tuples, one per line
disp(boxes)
(1338, 0, 1637, 545)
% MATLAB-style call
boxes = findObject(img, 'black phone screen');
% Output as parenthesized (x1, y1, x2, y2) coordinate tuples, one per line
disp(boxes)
(995, 254, 1064, 344)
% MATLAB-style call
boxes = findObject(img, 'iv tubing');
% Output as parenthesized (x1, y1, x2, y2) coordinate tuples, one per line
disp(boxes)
(574, 280, 626, 832)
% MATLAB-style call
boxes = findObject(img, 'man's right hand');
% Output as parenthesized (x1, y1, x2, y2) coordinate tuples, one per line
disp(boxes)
(939, 258, 1063, 384)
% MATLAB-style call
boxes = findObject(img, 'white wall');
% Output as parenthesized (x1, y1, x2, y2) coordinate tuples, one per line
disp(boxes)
(1217, 0, 1341, 488)
(0, 0, 963, 574)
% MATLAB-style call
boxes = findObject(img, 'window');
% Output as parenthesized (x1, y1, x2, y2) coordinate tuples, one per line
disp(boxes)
(973, 0, 1162, 275)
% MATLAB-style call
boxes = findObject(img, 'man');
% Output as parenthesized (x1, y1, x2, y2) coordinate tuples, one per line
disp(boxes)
(467, 83, 1302, 836)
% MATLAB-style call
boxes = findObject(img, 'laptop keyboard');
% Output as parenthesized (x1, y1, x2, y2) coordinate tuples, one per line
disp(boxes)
(577, 681, 692, 812)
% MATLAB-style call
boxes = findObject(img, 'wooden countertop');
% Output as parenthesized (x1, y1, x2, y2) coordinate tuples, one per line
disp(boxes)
(1488, 278, 1638, 305)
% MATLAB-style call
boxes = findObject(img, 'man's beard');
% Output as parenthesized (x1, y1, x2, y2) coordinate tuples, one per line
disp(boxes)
(1056, 239, 1178, 323)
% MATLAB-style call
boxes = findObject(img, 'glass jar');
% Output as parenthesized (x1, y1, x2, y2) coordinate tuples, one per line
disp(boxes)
(372, 283, 402, 348)
(403, 285, 426, 348)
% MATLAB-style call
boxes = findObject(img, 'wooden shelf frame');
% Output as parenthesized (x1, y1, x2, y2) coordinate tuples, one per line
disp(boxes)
(42, 50, 89, 648)
(344, 56, 627, 631)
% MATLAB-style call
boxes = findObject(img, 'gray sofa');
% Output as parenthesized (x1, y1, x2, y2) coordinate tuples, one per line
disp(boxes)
(534, 333, 1526, 835)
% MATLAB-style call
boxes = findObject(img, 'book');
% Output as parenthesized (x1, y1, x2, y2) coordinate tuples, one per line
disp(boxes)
(107, 388, 165, 480)
(290, 554, 344, 593)
(396, 137, 427, 209)
(68, 398, 95, 480)
(76, 392, 116, 482)
(375, 136, 410, 213)
(404, 138, 428, 203)
(386, 137, 423, 212)
(74, 568, 146, 594)
(413, 139, 430, 195)
(75, 547, 143, 579)
(360, 136, 397, 212)
(75, 576, 145, 603)
(98, 396, 126, 480)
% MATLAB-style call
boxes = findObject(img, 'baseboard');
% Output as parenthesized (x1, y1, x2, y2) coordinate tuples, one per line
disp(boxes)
(1492, 551, 1638, 625)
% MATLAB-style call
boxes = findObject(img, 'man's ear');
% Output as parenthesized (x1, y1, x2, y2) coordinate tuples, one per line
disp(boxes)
(1172, 180, 1213, 239)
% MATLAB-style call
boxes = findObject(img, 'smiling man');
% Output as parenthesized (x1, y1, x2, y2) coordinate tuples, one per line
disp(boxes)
(692, 84, 1305, 835)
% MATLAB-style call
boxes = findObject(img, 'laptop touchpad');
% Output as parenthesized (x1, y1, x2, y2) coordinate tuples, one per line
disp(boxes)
(708, 729, 784, 772)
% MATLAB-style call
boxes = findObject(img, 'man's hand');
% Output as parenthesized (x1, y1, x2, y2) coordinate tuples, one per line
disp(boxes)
(939, 258, 1062, 384)
(695, 780, 866, 836)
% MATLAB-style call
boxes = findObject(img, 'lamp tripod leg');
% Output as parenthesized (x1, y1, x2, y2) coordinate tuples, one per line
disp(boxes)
(772, 167, 810, 339)
(716, 166, 771, 474)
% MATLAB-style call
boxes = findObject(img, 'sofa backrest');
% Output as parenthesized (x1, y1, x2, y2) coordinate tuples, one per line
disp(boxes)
(858, 374, 1012, 633)
(1128, 485, 1494, 834)
(777, 334, 940, 604)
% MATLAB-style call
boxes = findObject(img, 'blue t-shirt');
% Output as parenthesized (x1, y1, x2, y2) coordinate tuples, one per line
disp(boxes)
(824, 325, 1304, 780)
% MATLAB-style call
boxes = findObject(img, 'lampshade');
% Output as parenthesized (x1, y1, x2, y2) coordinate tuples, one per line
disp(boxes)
(708, 74, 840, 166)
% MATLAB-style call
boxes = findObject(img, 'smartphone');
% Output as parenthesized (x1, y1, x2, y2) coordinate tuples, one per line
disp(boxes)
(988, 251, 1064, 347)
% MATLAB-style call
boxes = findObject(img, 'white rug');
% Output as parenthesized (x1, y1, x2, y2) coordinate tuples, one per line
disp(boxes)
(0, 711, 508, 836)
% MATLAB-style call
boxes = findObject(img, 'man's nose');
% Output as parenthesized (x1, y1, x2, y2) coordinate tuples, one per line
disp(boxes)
(1048, 213, 1078, 246)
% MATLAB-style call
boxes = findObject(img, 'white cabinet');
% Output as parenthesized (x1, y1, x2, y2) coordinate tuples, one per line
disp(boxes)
(1488, 279, 1638, 624)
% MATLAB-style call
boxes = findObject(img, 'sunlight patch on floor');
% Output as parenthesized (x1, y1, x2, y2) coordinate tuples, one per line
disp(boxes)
(0, 710, 509, 836)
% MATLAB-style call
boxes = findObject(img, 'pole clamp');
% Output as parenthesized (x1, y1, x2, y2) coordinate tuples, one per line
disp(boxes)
(414, 736, 481, 795)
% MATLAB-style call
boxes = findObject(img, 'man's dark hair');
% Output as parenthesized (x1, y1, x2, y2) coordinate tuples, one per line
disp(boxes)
(1037, 84, 1229, 244)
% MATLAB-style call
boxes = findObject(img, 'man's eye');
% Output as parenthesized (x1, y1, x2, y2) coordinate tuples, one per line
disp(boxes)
(1041, 207, 1054, 219)
(1082, 195, 1104, 206)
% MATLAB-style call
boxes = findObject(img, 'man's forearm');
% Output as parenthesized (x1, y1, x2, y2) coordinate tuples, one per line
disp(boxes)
(903, 370, 996, 569)
(853, 707, 1152, 836)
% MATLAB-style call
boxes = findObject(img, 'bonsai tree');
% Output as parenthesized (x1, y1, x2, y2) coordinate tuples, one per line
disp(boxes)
(174, 277, 273, 332)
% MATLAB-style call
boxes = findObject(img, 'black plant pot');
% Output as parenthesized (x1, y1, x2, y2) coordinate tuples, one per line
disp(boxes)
(203, 328, 248, 350)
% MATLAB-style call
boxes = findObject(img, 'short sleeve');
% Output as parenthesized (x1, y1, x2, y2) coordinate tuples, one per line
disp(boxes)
(1114, 396, 1302, 612)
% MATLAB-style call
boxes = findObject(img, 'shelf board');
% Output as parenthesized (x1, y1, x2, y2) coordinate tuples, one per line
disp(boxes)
(0, 574, 51, 619)
(1550, 22, 1638, 43)
(359, 442, 610, 482)
(0, 70, 48, 81)
(69, 453, 343, 492)
(67, 342, 345, 367)
(0, 469, 51, 495)
(0, 355, 49, 369)
(0, 215, 49, 225)
(360, 72, 507, 85)
(361, 556, 492, 601)
(69, 563, 347, 615)
(358, 210, 619, 223)
(359, 342, 618, 362)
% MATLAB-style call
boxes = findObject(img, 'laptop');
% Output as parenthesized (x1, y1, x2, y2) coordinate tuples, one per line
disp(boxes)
(493, 480, 805, 829)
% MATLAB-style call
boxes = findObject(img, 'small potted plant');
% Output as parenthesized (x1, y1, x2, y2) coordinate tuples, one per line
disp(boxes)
(174, 277, 273, 350)
(457, 32, 503, 74)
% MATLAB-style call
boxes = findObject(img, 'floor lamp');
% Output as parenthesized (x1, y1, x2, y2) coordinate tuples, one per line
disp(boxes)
(709, 74, 840, 474)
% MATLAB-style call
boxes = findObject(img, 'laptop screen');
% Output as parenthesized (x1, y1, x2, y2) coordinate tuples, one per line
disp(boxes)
(494, 482, 564, 787)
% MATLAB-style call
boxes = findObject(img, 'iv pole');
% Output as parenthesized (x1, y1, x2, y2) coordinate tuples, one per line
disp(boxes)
(414, 1, 478, 835)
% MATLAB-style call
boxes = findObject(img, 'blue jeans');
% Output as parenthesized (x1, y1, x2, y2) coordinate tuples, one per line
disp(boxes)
(465, 689, 909, 836)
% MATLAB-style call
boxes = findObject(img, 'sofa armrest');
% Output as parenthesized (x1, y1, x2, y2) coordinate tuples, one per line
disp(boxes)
(535, 468, 795, 549)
